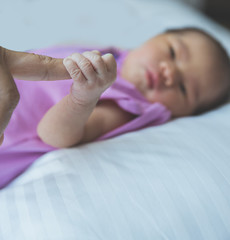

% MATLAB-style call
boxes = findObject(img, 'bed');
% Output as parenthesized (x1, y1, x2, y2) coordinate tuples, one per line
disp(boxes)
(0, 0, 230, 239)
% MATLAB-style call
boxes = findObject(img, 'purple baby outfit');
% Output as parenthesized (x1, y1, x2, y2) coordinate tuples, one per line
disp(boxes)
(0, 46, 171, 189)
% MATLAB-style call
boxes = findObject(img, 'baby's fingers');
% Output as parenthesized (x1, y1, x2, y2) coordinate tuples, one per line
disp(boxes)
(68, 53, 97, 84)
(101, 53, 117, 75)
(63, 57, 86, 84)
(91, 50, 101, 56)
(82, 51, 106, 76)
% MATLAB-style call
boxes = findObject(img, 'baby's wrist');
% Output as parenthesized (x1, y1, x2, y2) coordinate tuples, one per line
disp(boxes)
(67, 93, 98, 112)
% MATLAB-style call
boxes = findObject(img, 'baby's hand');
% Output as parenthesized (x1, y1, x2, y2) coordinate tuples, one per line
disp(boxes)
(63, 50, 117, 106)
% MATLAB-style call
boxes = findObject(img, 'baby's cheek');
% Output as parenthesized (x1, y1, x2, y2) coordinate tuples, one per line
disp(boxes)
(145, 89, 163, 104)
(145, 91, 155, 103)
(147, 90, 176, 113)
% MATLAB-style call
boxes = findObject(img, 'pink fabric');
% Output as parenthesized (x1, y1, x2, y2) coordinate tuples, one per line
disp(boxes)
(0, 46, 171, 189)
(98, 52, 171, 139)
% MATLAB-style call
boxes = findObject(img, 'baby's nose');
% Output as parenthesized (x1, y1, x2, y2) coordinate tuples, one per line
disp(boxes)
(159, 61, 178, 87)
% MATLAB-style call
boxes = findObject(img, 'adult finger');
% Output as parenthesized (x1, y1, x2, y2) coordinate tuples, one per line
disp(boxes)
(0, 63, 19, 143)
(0, 134, 4, 145)
(2, 47, 71, 81)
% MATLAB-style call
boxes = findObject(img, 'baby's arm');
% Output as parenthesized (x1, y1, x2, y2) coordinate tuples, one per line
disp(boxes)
(37, 51, 134, 148)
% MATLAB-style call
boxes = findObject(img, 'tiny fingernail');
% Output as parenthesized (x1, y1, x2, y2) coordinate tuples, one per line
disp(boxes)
(63, 58, 73, 65)
(92, 50, 101, 55)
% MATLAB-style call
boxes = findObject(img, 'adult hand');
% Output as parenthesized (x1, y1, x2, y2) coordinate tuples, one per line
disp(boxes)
(0, 46, 71, 145)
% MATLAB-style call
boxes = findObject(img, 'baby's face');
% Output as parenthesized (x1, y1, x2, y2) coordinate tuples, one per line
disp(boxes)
(121, 31, 226, 117)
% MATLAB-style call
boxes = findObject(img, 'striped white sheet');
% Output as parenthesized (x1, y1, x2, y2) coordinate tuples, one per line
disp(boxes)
(1, 103, 230, 240)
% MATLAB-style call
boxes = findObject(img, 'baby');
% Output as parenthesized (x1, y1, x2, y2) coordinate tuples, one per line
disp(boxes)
(0, 27, 230, 189)
(37, 27, 230, 148)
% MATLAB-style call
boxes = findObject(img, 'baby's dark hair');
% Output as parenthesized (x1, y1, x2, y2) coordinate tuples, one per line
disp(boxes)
(165, 27, 230, 115)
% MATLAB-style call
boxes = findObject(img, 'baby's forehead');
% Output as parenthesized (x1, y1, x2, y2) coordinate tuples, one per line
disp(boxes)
(166, 29, 216, 48)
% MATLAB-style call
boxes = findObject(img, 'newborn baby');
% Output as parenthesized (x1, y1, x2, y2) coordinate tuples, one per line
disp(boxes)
(38, 27, 230, 146)
(0, 27, 230, 189)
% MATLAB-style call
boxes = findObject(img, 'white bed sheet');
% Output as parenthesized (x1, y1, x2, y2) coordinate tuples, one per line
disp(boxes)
(1, 0, 230, 239)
